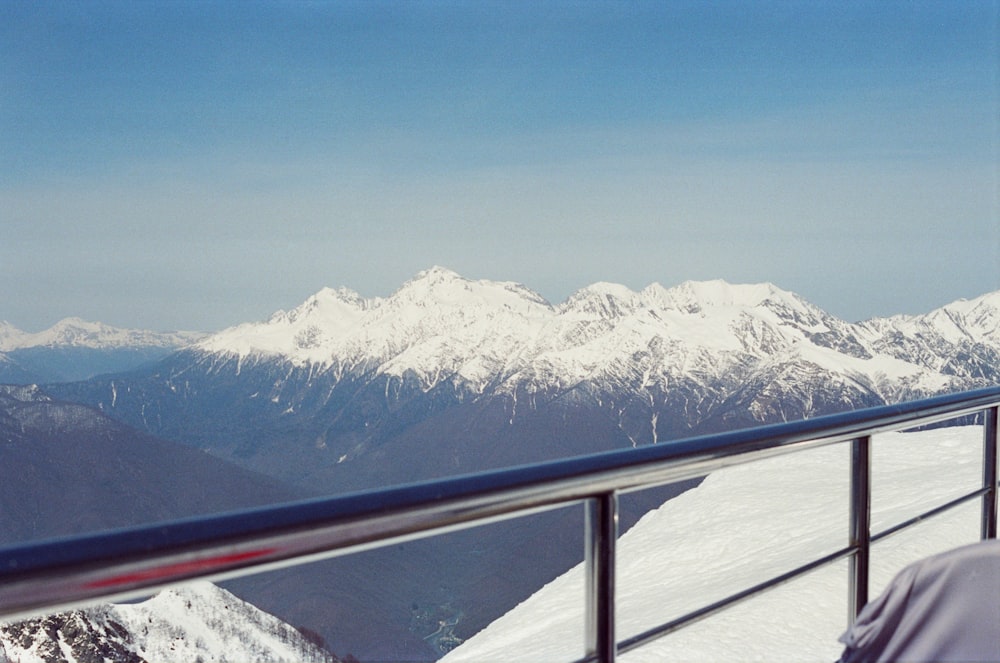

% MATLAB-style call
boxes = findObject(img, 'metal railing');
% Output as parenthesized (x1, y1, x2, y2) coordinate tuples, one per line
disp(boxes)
(1, 387, 998, 662)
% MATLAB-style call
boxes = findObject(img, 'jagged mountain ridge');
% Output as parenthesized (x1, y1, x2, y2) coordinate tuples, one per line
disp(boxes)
(0, 582, 338, 663)
(195, 267, 981, 403)
(188, 267, 994, 440)
(856, 290, 1000, 381)
(50, 267, 998, 492)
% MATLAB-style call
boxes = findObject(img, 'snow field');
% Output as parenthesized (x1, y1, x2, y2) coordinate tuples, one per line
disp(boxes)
(443, 426, 986, 662)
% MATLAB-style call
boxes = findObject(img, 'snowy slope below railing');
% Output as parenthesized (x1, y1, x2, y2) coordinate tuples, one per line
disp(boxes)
(0, 582, 336, 663)
(442, 426, 986, 663)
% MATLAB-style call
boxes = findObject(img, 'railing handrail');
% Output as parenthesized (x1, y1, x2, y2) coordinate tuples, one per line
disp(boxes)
(1, 386, 999, 662)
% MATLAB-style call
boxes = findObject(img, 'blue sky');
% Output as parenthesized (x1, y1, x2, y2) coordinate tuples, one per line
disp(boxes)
(2, 1, 997, 331)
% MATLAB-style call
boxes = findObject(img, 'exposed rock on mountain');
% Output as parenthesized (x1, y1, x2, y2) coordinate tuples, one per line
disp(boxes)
(0, 583, 338, 663)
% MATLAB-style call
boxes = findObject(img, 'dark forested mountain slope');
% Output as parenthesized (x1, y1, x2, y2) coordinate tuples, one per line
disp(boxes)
(0, 384, 303, 544)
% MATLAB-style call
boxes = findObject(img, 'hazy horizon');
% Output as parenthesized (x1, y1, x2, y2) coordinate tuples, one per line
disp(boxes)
(4, 1, 998, 331)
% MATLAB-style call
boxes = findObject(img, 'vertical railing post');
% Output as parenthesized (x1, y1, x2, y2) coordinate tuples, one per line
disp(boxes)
(585, 492, 618, 663)
(848, 435, 872, 625)
(982, 406, 999, 540)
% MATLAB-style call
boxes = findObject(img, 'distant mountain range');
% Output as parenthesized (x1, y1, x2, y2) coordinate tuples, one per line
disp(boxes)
(0, 318, 204, 383)
(9, 267, 1000, 660)
(48, 267, 1000, 494)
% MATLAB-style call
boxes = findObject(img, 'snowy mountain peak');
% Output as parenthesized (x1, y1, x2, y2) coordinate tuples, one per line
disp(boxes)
(856, 288, 1000, 351)
(927, 290, 1000, 342)
(656, 279, 800, 313)
(0, 582, 335, 663)
(314, 286, 369, 308)
(393, 266, 550, 309)
(410, 264, 464, 283)
(579, 281, 636, 298)
(396, 266, 469, 300)
(282, 286, 371, 323)
(197, 268, 554, 365)
(45, 317, 114, 344)
(560, 282, 639, 318)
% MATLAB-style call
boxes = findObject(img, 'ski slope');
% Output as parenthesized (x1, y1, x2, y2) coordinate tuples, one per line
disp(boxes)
(443, 426, 987, 662)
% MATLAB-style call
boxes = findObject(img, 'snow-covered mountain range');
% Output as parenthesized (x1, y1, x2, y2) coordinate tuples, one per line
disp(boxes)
(0, 318, 204, 384)
(0, 318, 203, 352)
(198, 267, 993, 400)
(0, 582, 338, 663)
(175, 266, 998, 458)
(56, 265, 1000, 495)
(197, 266, 995, 406)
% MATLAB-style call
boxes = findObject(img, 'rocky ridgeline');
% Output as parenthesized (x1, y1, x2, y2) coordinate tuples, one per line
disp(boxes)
(0, 584, 344, 663)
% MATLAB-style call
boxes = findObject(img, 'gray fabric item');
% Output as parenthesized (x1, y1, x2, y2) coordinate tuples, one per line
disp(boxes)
(838, 539, 1000, 662)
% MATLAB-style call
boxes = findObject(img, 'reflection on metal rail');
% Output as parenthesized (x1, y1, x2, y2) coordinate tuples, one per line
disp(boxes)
(1, 387, 998, 663)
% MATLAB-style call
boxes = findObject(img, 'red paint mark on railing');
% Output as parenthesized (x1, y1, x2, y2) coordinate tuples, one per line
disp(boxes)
(85, 548, 278, 589)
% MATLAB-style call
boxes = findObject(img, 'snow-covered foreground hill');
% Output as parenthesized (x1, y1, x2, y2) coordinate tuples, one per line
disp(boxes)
(443, 426, 987, 662)
(0, 582, 335, 663)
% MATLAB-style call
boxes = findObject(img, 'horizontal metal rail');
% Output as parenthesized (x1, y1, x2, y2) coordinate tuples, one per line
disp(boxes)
(1, 387, 999, 663)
